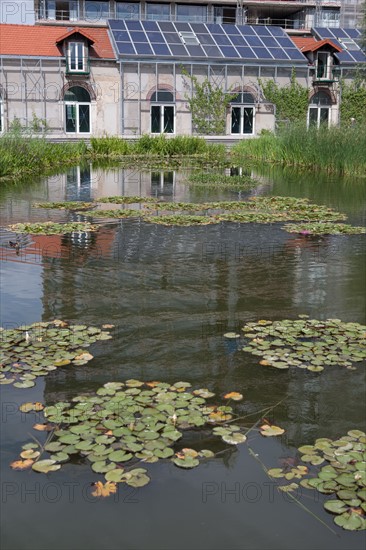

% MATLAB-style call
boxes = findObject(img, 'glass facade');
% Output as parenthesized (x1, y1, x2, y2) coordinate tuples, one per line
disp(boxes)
(116, 1, 140, 20)
(146, 3, 170, 21)
(176, 4, 207, 23)
(85, 1, 110, 21)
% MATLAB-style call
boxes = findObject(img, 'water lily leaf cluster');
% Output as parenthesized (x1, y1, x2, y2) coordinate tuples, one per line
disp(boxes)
(143, 215, 217, 226)
(8, 221, 97, 235)
(12, 380, 250, 491)
(187, 172, 259, 190)
(98, 196, 158, 204)
(0, 320, 113, 388)
(273, 431, 366, 530)
(283, 222, 366, 235)
(33, 201, 95, 210)
(241, 316, 366, 372)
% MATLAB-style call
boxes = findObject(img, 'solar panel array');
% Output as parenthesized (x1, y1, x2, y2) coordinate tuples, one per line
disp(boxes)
(109, 19, 307, 62)
(313, 28, 366, 63)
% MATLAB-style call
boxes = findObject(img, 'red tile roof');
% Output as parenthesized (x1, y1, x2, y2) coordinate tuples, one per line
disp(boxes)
(0, 24, 115, 58)
(55, 27, 96, 45)
(291, 36, 342, 53)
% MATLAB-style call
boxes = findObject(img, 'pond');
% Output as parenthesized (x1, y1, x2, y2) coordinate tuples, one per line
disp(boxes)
(0, 164, 365, 550)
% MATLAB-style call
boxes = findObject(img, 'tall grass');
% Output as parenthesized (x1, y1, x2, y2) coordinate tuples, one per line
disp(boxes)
(90, 134, 226, 160)
(0, 135, 87, 180)
(231, 124, 366, 176)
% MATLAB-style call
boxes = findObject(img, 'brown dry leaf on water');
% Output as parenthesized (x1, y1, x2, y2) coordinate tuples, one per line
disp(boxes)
(33, 423, 53, 431)
(19, 402, 44, 413)
(223, 392, 243, 401)
(10, 459, 34, 470)
(91, 481, 117, 498)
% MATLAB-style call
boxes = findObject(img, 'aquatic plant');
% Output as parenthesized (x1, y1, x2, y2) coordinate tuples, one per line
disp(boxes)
(283, 222, 366, 235)
(143, 215, 219, 226)
(0, 321, 113, 388)
(187, 172, 259, 190)
(33, 201, 95, 210)
(98, 196, 158, 204)
(240, 316, 366, 371)
(11, 380, 253, 490)
(90, 209, 142, 219)
(269, 430, 366, 531)
(8, 221, 97, 235)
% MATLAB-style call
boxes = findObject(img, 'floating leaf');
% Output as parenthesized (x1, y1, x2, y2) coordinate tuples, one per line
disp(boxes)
(10, 459, 34, 470)
(91, 481, 117, 498)
(19, 402, 44, 413)
(223, 392, 243, 401)
(32, 460, 61, 473)
(260, 424, 285, 437)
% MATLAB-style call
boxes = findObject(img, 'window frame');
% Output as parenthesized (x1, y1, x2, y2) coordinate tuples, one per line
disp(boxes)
(64, 86, 92, 134)
(67, 41, 89, 74)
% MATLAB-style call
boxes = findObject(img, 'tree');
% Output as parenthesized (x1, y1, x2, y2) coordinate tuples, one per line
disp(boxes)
(181, 67, 237, 135)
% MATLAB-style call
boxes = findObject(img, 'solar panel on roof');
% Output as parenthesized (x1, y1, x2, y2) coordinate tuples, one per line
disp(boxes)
(254, 26, 272, 36)
(108, 20, 308, 62)
(135, 43, 153, 55)
(152, 43, 171, 56)
(313, 27, 366, 64)
(253, 48, 273, 59)
(201, 45, 223, 57)
(219, 46, 240, 58)
(142, 20, 158, 32)
(125, 20, 142, 31)
(213, 34, 231, 46)
(235, 46, 256, 59)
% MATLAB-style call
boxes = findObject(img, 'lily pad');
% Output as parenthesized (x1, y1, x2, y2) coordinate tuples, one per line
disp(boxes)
(32, 460, 61, 473)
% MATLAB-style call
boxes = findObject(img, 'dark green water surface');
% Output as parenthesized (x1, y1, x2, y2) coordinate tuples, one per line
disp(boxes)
(0, 165, 365, 550)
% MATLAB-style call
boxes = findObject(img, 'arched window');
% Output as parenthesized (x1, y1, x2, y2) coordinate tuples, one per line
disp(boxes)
(64, 86, 91, 133)
(231, 91, 255, 135)
(150, 90, 174, 134)
(308, 91, 332, 128)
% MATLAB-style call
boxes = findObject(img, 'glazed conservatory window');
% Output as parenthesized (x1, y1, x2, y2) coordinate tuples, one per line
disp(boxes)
(64, 86, 91, 134)
(85, 1, 110, 21)
(308, 92, 331, 128)
(116, 1, 140, 19)
(67, 42, 88, 73)
(176, 4, 207, 23)
(146, 3, 170, 21)
(231, 93, 255, 135)
(150, 91, 174, 134)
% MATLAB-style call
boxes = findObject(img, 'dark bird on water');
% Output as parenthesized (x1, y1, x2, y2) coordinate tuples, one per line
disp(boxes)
(9, 240, 20, 251)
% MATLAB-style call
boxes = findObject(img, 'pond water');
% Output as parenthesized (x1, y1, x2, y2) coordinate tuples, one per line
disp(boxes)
(1, 164, 365, 550)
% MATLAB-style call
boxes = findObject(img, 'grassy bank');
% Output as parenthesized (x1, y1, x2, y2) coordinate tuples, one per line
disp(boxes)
(0, 136, 88, 180)
(231, 125, 366, 176)
(0, 135, 227, 180)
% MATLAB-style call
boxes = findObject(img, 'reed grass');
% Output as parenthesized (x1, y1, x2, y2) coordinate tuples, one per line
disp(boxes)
(0, 135, 87, 180)
(231, 124, 366, 176)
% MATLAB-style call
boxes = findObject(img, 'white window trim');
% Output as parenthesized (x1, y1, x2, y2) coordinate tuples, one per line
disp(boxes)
(231, 105, 255, 135)
(0, 97, 3, 133)
(68, 42, 87, 73)
(65, 101, 91, 134)
(307, 105, 331, 129)
(150, 104, 175, 135)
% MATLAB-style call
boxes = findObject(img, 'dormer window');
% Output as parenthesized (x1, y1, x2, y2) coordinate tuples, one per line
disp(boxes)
(67, 42, 89, 74)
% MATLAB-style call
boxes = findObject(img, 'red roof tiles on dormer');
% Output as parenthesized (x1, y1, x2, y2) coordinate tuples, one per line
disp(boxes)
(290, 36, 343, 53)
(0, 24, 115, 58)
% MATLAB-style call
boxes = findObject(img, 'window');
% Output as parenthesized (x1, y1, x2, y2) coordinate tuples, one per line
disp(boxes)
(308, 91, 331, 128)
(179, 31, 199, 45)
(85, 1, 110, 22)
(315, 52, 332, 80)
(214, 6, 236, 24)
(46, 0, 78, 21)
(150, 91, 174, 134)
(64, 86, 91, 134)
(116, 1, 140, 20)
(146, 3, 170, 21)
(231, 92, 255, 135)
(176, 4, 207, 23)
(67, 42, 89, 73)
